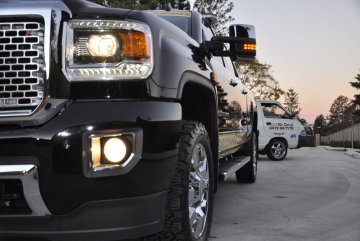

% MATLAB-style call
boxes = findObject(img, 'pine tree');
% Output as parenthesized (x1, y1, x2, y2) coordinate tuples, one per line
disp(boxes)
(350, 71, 360, 122)
(193, 0, 234, 35)
(328, 95, 353, 133)
(313, 114, 328, 135)
(283, 88, 301, 117)
(176, 0, 191, 9)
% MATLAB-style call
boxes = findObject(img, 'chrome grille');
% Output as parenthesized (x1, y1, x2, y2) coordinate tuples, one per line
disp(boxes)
(0, 21, 45, 116)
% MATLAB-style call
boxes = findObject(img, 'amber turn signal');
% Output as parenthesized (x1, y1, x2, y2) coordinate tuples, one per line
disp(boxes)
(243, 43, 256, 51)
(119, 31, 149, 58)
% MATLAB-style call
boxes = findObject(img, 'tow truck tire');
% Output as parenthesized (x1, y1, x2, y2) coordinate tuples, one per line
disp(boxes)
(267, 139, 287, 161)
(143, 121, 214, 241)
(236, 132, 258, 183)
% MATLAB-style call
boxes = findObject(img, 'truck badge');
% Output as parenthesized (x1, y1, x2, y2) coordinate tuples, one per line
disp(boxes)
(0, 99, 17, 106)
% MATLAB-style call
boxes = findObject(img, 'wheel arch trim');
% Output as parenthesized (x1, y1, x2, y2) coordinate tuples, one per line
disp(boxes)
(177, 71, 219, 192)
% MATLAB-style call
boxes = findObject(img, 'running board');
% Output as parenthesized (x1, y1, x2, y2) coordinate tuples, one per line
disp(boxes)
(219, 156, 251, 181)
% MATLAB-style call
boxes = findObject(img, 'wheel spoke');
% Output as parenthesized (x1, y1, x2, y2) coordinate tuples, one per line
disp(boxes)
(198, 157, 208, 178)
(191, 151, 200, 170)
(193, 206, 206, 237)
(189, 206, 197, 226)
(199, 198, 207, 209)
(188, 142, 210, 239)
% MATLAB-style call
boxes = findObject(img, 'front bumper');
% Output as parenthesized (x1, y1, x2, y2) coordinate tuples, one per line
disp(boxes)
(1, 190, 167, 241)
(0, 100, 181, 240)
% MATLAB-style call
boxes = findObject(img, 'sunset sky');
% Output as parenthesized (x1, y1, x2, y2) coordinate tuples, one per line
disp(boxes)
(192, 0, 360, 124)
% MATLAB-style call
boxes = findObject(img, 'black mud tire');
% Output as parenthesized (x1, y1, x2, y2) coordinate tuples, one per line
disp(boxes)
(236, 132, 258, 183)
(142, 121, 214, 241)
(266, 139, 287, 161)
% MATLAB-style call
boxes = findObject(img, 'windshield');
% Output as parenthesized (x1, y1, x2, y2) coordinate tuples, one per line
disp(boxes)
(152, 12, 191, 35)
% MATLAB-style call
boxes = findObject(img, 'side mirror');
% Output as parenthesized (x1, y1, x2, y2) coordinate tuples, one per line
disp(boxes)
(229, 24, 256, 62)
(204, 24, 256, 62)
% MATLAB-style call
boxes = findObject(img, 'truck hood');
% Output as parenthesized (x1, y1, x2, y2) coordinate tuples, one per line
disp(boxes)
(0, 0, 132, 19)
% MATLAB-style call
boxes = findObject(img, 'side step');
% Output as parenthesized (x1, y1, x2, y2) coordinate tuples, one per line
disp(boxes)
(219, 156, 251, 181)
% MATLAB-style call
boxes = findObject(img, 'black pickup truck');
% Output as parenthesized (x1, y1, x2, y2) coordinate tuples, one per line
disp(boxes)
(0, 0, 258, 240)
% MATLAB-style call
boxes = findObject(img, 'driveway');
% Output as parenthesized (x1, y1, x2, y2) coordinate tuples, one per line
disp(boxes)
(210, 147, 360, 241)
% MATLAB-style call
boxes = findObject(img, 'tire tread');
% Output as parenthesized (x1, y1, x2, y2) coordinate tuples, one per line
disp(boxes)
(142, 121, 212, 241)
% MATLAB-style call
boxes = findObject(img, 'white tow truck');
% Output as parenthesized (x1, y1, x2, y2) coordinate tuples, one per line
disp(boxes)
(256, 100, 307, 160)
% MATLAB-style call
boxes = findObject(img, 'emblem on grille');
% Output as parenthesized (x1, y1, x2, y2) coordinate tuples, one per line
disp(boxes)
(0, 99, 17, 106)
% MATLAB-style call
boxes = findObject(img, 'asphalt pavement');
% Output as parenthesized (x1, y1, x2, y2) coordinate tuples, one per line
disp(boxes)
(126, 147, 360, 241)
(210, 147, 360, 241)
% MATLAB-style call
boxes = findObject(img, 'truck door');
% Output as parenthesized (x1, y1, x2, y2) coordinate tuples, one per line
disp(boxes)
(215, 57, 249, 155)
(260, 102, 299, 147)
(202, 22, 249, 155)
(217, 57, 248, 131)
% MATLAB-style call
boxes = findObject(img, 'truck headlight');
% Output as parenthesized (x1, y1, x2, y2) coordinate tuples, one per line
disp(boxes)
(63, 20, 153, 81)
(87, 34, 119, 57)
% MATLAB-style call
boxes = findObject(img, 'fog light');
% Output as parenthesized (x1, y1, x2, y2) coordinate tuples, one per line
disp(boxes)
(83, 129, 143, 178)
(103, 138, 127, 163)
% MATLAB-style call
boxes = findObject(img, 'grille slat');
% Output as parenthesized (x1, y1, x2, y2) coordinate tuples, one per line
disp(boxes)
(0, 20, 45, 116)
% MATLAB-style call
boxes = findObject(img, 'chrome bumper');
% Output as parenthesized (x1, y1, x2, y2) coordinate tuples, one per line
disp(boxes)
(0, 164, 51, 216)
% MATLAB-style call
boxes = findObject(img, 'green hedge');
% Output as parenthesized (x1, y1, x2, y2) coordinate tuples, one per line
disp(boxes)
(321, 140, 360, 149)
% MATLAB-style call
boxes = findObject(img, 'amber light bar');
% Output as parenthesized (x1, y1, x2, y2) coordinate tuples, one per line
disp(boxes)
(243, 43, 256, 51)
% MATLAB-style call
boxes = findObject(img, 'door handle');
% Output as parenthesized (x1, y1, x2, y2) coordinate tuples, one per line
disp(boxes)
(229, 79, 238, 87)
(266, 122, 271, 125)
(218, 111, 229, 117)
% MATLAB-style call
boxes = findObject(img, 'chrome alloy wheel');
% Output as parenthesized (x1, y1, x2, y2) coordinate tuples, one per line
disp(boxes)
(271, 141, 286, 159)
(188, 143, 210, 239)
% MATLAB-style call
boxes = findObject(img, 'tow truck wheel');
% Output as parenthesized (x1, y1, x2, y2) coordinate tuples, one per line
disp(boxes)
(143, 121, 214, 241)
(236, 132, 258, 183)
(267, 139, 287, 161)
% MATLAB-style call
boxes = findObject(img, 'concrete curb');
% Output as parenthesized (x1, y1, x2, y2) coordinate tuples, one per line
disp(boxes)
(345, 150, 360, 159)
(320, 146, 347, 151)
(319, 146, 360, 159)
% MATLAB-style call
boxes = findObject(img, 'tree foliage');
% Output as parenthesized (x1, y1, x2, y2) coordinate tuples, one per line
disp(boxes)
(193, 0, 234, 35)
(89, 0, 190, 10)
(89, 0, 233, 34)
(235, 60, 284, 100)
(313, 114, 328, 135)
(298, 118, 308, 125)
(283, 88, 301, 117)
(350, 71, 360, 119)
(327, 95, 353, 132)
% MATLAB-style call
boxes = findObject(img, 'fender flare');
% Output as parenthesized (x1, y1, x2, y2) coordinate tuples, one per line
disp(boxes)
(176, 71, 220, 192)
(176, 71, 216, 100)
